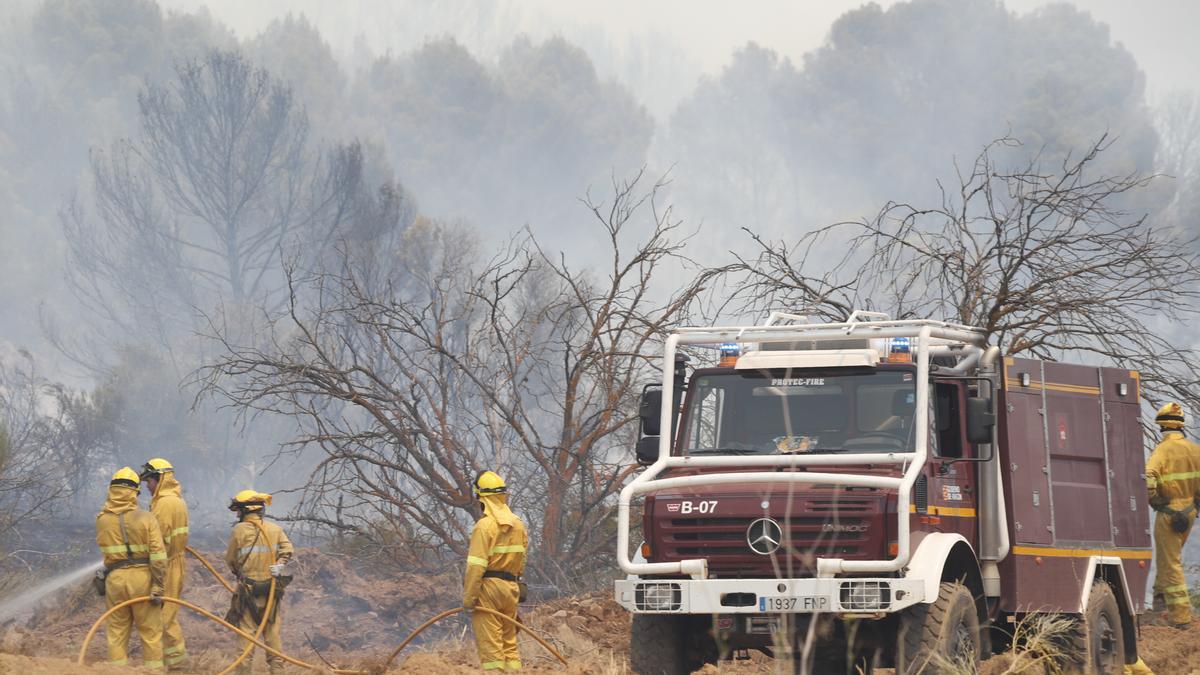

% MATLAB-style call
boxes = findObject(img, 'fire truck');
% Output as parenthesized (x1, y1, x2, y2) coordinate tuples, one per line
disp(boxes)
(614, 312, 1150, 673)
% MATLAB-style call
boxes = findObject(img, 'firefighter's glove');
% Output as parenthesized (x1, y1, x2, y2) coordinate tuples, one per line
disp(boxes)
(1149, 493, 1170, 511)
(149, 591, 164, 608)
(269, 563, 286, 578)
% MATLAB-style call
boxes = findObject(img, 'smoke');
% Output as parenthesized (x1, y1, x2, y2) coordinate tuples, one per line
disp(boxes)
(0, 0, 1197, 573)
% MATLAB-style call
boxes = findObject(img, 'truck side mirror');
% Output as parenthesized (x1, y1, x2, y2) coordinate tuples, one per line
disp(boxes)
(636, 436, 660, 465)
(639, 387, 663, 437)
(965, 396, 995, 445)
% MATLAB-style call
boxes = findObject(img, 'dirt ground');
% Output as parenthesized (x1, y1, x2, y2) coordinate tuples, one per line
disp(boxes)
(3, 550, 1200, 674)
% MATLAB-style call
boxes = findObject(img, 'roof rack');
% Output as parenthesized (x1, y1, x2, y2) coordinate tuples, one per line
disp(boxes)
(673, 311, 986, 348)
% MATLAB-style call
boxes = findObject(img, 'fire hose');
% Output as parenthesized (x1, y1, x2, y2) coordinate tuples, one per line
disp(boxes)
(79, 547, 568, 671)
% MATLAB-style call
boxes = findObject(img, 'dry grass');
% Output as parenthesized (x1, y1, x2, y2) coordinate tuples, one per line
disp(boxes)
(976, 613, 1077, 675)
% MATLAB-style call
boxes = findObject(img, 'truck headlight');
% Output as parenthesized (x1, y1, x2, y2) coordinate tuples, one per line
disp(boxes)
(839, 581, 891, 611)
(635, 582, 682, 611)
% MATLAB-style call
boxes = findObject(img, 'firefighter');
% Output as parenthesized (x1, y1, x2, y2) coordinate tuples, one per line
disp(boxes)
(463, 471, 528, 671)
(1146, 402, 1200, 627)
(140, 458, 189, 669)
(96, 467, 167, 669)
(225, 490, 294, 675)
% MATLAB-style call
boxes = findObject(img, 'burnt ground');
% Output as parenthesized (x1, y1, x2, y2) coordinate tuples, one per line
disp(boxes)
(2, 551, 1198, 673)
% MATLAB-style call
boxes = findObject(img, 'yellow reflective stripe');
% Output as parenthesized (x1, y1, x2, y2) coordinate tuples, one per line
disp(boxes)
(144, 660, 163, 668)
(490, 544, 526, 554)
(505, 659, 522, 669)
(237, 545, 273, 556)
(150, 551, 167, 562)
(1146, 475, 1159, 487)
(481, 660, 505, 670)
(467, 556, 488, 567)
(100, 543, 151, 553)
(164, 644, 185, 655)
(164, 526, 189, 542)
(109, 658, 128, 666)
(1010, 545, 1153, 560)
(907, 505, 977, 517)
(166, 653, 186, 665)
(1164, 583, 1190, 594)
(1167, 595, 1192, 606)
(1159, 470, 1200, 483)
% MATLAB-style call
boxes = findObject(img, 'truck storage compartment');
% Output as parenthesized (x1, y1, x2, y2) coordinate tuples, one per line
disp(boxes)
(997, 357, 1149, 613)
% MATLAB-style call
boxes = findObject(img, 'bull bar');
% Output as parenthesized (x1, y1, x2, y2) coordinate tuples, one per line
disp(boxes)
(615, 315, 989, 583)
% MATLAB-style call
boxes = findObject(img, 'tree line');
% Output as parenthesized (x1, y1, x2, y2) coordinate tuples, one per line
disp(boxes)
(0, 0, 1198, 585)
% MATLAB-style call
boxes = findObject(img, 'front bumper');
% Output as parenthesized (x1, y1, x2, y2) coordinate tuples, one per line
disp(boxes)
(615, 577, 926, 614)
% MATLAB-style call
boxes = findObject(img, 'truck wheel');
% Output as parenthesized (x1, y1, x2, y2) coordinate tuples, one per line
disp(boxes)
(629, 614, 718, 675)
(1066, 581, 1125, 674)
(896, 581, 981, 674)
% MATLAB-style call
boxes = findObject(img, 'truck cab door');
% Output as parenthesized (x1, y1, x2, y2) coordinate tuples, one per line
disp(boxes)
(923, 382, 979, 547)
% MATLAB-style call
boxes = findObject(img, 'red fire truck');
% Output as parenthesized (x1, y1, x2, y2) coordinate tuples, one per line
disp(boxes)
(615, 312, 1149, 673)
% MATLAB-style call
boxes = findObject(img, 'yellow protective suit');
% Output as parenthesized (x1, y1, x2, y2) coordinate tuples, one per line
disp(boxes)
(1146, 430, 1200, 625)
(463, 493, 528, 671)
(225, 513, 294, 674)
(150, 472, 189, 667)
(96, 484, 167, 668)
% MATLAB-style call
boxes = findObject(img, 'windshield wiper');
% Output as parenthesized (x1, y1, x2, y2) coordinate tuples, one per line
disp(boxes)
(688, 448, 760, 456)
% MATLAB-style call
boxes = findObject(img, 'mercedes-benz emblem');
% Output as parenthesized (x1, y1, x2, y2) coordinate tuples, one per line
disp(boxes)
(746, 518, 783, 555)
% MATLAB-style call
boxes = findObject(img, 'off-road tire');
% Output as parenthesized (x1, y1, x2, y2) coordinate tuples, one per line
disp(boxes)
(810, 646, 879, 675)
(629, 614, 718, 675)
(1065, 581, 1126, 674)
(896, 581, 982, 674)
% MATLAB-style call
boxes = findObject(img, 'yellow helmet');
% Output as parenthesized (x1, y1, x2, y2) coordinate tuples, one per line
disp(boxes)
(228, 490, 272, 512)
(473, 471, 507, 497)
(1156, 402, 1185, 430)
(110, 467, 140, 490)
(139, 457, 174, 481)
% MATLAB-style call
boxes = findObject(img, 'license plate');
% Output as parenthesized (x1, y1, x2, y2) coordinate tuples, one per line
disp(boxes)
(758, 596, 829, 612)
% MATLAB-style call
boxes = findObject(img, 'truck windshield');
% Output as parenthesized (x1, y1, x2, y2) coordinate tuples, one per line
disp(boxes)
(681, 369, 917, 455)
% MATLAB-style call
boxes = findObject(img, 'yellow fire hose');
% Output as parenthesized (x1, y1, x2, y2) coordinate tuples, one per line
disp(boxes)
(80, 548, 568, 671)
(185, 545, 235, 594)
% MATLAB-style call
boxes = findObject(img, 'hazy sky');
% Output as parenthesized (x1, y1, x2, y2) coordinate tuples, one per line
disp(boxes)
(162, 0, 1200, 102)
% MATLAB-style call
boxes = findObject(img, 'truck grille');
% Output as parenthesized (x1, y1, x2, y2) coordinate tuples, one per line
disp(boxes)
(656, 498, 879, 575)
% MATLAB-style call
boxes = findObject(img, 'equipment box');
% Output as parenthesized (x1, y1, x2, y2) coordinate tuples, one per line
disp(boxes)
(997, 358, 1150, 613)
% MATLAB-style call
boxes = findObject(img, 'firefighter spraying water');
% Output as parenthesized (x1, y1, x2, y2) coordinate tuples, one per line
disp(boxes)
(94, 467, 167, 669)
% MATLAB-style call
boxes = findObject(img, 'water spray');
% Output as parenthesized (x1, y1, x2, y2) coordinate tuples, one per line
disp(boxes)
(0, 559, 103, 622)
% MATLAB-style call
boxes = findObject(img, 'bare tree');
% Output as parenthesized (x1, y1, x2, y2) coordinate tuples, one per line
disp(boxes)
(47, 49, 411, 505)
(0, 353, 72, 543)
(721, 135, 1200, 413)
(1156, 91, 1200, 244)
(200, 172, 709, 583)
(57, 49, 408, 368)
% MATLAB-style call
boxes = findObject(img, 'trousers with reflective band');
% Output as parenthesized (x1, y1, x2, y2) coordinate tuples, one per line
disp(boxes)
(230, 591, 284, 668)
(161, 554, 186, 663)
(104, 566, 164, 667)
(1153, 509, 1196, 624)
(473, 578, 521, 670)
